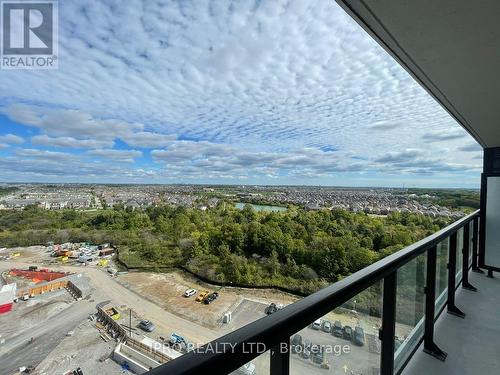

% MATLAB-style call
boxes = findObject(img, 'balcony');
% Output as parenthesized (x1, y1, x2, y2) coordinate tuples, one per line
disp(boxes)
(143, 1, 500, 374)
(403, 270, 500, 375)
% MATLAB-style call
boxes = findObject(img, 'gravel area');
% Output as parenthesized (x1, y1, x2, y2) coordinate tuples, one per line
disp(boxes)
(34, 319, 128, 375)
(0, 290, 74, 341)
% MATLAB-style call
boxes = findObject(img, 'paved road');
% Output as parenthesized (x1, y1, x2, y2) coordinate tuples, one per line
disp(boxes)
(0, 299, 96, 375)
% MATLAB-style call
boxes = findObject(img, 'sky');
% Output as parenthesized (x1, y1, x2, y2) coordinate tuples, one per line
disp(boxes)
(0, 0, 483, 188)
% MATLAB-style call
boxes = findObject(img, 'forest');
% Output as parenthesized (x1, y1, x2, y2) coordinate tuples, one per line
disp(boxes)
(0, 203, 453, 294)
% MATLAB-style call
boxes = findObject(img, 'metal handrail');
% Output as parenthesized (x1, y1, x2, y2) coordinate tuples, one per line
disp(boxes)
(147, 209, 480, 375)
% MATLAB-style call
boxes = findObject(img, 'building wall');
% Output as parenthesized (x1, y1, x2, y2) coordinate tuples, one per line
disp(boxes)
(113, 342, 161, 374)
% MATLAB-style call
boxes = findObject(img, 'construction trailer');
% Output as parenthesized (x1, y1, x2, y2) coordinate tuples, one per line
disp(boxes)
(15, 278, 83, 300)
(98, 248, 115, 257)
(53, 249, 71, 257)
(0, 284, 16, 314)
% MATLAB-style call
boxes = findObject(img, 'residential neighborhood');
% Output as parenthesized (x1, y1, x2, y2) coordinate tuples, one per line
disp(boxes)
(0, 184, 467, 218)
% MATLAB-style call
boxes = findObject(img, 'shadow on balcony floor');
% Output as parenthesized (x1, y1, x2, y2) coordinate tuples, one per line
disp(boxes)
(403, 271, 500, 375)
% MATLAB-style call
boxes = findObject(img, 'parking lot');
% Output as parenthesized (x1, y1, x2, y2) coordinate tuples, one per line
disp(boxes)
(222, 301, 380, 375)
(289, 321, 380, 375)
(224, 299, 268, 331)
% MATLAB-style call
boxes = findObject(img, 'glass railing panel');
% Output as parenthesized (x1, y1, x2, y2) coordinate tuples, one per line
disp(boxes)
(435, 238, 449, 315)
(394, 253, 426, 371)
(456, 227, 464, 286)
(289, 281, 383, 375)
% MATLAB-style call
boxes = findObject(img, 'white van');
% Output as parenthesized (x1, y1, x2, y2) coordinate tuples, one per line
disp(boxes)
(312, 319, 322, 330)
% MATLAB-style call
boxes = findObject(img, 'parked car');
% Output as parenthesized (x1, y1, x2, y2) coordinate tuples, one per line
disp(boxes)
(184, 289, 197, 297)
(303, 339, 312, 351)
(322, 320, 332, 333)
(138, 320, 155, 332)
(354, 326, 365, 346)
(394, 336, 403, 351)
(169, 332, 186, 346)
(231, 362, 256, 375)
(311, 319, 322, 330)
(291, 334, 302, 353)
(196, 291, 209, 302)
(311, 345, 325, 364)
(310, 344, 321, 354)
(332, 320, 343, 337)
(77, 254, 93, 263)
(265, 303, 278, 315)
(203, 291, 219, 304)
(342, 325, 353, 340)
(301, 346, 311, 359)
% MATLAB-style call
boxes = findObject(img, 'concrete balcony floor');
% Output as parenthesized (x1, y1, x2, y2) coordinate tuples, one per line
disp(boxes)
(403, 270, 500, 375)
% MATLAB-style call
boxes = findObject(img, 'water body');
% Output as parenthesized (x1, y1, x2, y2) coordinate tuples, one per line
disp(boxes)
(234, 202, 287, 212)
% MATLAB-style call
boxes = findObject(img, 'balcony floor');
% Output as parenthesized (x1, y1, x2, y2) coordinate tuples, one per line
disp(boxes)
(403, 270, 500, 375)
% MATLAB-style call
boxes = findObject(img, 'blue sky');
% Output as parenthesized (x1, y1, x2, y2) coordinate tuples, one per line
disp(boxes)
(0, 0, 482, 187)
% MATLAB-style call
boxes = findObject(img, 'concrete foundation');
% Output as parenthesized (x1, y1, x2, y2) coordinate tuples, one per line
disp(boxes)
(113, 342, 161, 374)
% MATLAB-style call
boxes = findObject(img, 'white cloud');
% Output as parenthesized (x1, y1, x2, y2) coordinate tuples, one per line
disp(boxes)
(0, 133, 23, 145)
(458, 142, 482, 152)
(422, 128, 469, 142)
(88, 149, 142, 163)
(2, 104, 176, 149)
(31, 134, 114, 149)
(1, 104, 140, 140)
(0, 155, 155, 182)
(120, 131, 176, 148)
(368, 121, 401, 131)
(14, 148, 76, 160)
(374, 149, 424, 163)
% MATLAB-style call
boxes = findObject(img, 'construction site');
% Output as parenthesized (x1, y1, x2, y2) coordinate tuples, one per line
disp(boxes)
(0, 244, 414, 375)
(0, 244, 280, 375)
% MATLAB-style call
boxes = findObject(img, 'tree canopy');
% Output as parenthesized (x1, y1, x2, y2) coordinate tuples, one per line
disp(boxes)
(0, 203, 452, 294)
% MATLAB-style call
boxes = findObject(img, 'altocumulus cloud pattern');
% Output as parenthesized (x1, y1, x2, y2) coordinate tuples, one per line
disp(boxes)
(0, 0, 482, 187)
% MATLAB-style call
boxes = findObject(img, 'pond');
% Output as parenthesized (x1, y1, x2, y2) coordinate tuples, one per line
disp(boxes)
(234, 202, 287, 212)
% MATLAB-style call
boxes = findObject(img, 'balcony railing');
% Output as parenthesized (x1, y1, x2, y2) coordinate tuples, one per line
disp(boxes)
(147, 209, 480, 375)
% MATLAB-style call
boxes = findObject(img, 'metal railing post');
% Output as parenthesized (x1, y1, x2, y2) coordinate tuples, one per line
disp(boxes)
(447, 232, 465, 318)
(423, 245, 447, 361)
(462, 223, 477, 291)
(270, 338, 290, 375)
(380, 271, 396, 375)
(471, 217, 483, 273)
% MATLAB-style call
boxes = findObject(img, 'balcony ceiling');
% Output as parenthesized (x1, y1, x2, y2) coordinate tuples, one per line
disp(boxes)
(336, 0, 500, 148)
